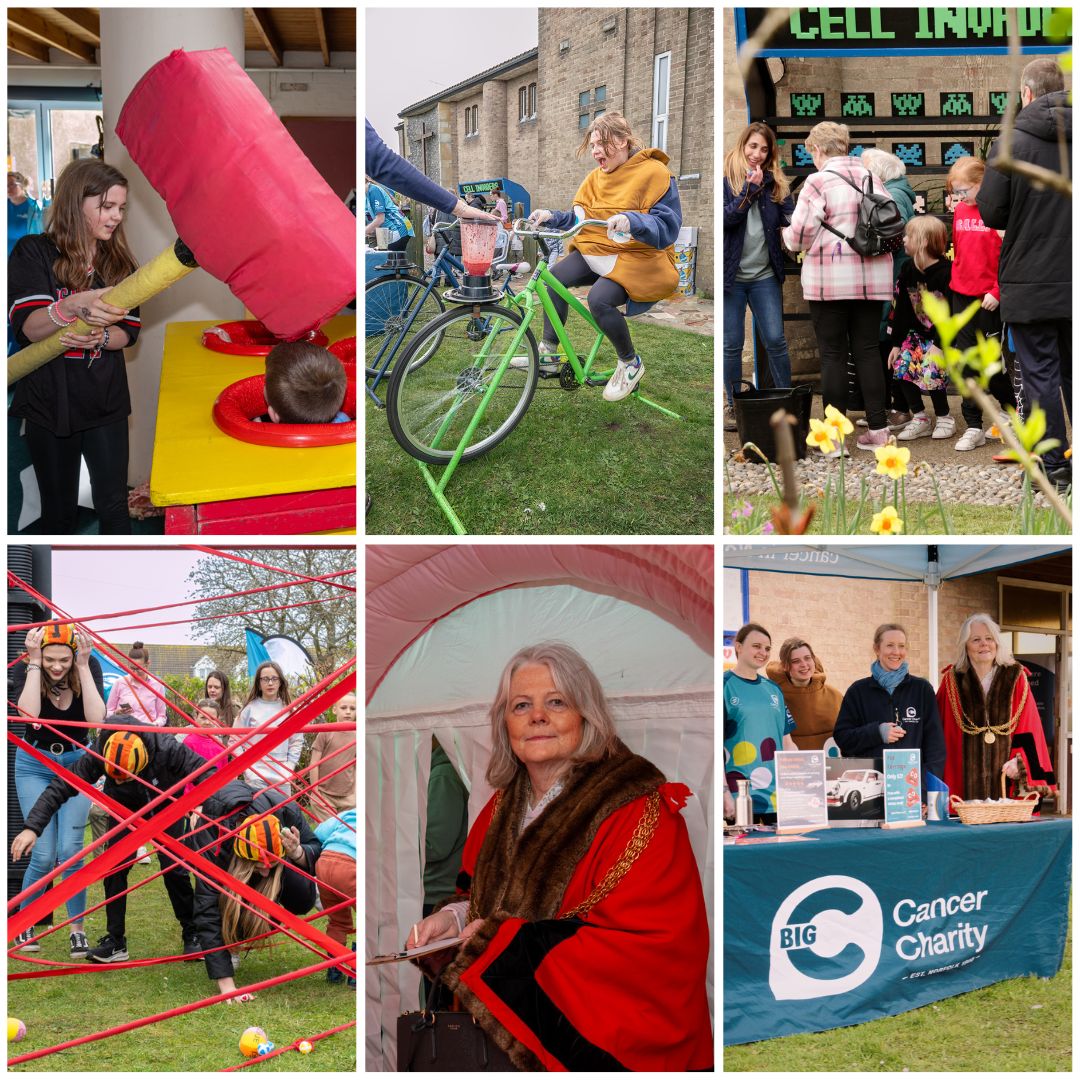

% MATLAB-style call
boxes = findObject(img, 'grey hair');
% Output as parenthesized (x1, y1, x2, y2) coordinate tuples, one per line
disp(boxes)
(860, 147, 906, 182)
(485, 642, 619, 789)
(953, 613, 1015, 673)
(805, 121, 850, 159)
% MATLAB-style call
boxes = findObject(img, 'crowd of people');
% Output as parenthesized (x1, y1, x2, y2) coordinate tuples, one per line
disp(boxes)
(723, 58, 1071, 491)
(9, 625, 356, 999)
(724, 614, 1057, 824)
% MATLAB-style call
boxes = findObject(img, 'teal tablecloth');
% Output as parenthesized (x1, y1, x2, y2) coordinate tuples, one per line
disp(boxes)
(724, 817, 1071, 1045)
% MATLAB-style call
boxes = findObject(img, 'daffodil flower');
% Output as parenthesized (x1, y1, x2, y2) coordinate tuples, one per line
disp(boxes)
(873, 443, 911, 480)
(871, 505, 904, 535)
(806, 419, 836, 455)
(823, 404, 854, 440)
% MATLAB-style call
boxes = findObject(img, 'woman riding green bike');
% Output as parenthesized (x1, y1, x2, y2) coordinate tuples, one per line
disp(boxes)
(527, 112, 682, 401)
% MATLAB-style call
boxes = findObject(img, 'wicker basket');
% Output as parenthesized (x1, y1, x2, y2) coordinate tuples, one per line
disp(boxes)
(950, 775, 1039, 824)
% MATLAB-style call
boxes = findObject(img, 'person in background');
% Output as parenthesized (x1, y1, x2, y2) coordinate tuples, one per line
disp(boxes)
(234, 661, 301, 794)
(365, 177, 413, 252)
(308, 691, 357, 822)
(766, 637, 843, 750)
(8, 171, 44, 256)
(106, 641, 167, 726)
(315, 806, 356, 988)
(833, 623, 946, 802)
(492, 188, 509, 224)
(181, 698, 230, 796)
(724, 623, 796, 823)
(723, 122, 796, 432)
(204, 670, 237, 727)
(978, 58, 1072, 492)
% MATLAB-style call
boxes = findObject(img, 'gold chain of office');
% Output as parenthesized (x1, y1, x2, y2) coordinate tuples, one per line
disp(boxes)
(946, 670, 1028, 745)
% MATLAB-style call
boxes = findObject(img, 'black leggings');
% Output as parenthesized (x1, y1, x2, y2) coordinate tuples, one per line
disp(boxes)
(24, 418, 131, 534)
(897, 381, 950, 417)
(541, 250, 635, 360)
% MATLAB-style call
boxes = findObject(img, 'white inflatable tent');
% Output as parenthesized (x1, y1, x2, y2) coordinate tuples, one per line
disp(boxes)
(365, 544, 715, 1071)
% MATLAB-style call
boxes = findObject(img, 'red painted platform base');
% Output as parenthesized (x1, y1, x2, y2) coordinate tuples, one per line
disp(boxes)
(165, 486, 355, 534)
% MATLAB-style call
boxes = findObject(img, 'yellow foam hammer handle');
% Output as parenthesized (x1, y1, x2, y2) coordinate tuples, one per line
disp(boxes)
(7, 239, 199, 386)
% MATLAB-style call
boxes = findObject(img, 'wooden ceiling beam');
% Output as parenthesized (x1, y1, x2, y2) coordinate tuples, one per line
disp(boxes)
(53, 8, 101, 42)
(7, 26, 49, 63)
(247, 7, 283, 67)
(8, 8, 96, 63)
(314, 8, 330, 66)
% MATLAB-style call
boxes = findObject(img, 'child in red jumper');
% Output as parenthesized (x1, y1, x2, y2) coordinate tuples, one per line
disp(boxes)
(946, 156, 1016, 451)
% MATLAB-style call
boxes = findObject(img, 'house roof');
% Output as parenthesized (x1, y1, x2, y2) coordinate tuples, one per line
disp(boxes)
(399, 47, 539, 116)
(107, 643, 245, 679)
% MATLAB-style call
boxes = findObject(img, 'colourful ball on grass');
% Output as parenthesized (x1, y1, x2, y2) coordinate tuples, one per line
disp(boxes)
(8, 1018, 26, 1043)
(257, 1041, 276, 1056)
(239, 1027, 268, 1057)
(298, 1040, 313, 1054)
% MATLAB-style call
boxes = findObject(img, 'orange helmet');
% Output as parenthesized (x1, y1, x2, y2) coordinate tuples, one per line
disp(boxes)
(41, 623, 77, 652)
(234, 813, 283, 865)
(103, 730, 148, 782)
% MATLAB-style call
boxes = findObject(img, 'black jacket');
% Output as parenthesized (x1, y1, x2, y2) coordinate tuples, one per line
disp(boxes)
(723, 173, 795, 291)
(833, 673, 946, 783)
(190, 780, 322, 980)
(24, 718, 210, 835)
(978, 90, 1071, 321)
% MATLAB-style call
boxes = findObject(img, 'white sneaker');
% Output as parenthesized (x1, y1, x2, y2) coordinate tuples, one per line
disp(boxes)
(822, 443, 850, 459)
(931, 415, 956, 439)
(137, 846, 151, 865)
(509, 342, 560, 374)
(603, 357, 644, 402)
(955, 427, 987, 451)
(897, 413, 932, 440)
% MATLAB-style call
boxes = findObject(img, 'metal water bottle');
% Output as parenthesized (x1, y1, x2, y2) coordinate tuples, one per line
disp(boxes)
(735, 779, 753, 827)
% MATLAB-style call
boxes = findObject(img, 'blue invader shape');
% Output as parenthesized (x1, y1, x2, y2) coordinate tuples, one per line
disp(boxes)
(893, 143, 925, 167)
(892, 92, 924, 117)
(850, 145, 870, 157)
(942, 141, 974, 164)
(794, 144, 814, 167)
(841, 93, 874, 118)
(941, 92, 973, 117)
(791, 92, 824, 118)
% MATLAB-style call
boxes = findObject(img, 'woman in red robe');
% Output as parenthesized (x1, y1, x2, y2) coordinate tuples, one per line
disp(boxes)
(937, 613, 1056, 805)
(408, 642, 712, 1071)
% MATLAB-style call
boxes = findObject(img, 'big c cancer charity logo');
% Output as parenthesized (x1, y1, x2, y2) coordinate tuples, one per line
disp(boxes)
(769, 875, 883, 1000)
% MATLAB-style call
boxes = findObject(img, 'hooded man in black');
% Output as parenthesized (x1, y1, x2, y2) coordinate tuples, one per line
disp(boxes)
(978, 58, 1072, 491)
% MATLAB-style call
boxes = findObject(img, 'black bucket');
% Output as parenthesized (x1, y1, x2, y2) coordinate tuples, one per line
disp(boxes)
(732, 381, 814, 462)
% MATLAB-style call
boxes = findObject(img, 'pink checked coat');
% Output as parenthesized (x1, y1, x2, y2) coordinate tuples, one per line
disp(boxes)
(781, 156, 894, 302)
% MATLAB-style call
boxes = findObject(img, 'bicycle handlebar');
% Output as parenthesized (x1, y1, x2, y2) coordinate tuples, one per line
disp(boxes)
(510, 217, 612, 240)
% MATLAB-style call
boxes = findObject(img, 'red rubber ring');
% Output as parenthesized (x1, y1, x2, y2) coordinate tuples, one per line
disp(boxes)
(201, 320, 331, 357)
(212, 374, 356, 447)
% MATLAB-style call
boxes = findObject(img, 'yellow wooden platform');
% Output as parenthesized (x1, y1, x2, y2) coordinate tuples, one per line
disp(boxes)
(149, 316, 356, 507)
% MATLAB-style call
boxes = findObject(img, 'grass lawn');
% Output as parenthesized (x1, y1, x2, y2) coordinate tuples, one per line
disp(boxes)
(365, 319, 713, 535)
(8, 841, 356, 1072)
(724, 900, 1071, 1071)
(725, 494, 1063, 536)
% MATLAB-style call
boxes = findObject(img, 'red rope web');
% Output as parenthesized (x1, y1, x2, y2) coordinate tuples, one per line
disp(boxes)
(6, 548, 357, 1068)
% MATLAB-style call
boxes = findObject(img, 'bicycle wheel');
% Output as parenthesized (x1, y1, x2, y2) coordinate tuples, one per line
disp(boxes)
(364, 273, 444, 374)
(386, 302, 539, 464)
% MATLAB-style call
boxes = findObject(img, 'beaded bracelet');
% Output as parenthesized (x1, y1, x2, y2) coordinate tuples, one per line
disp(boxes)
(46, 302, 76, 327)
(100, 327, 111, 351)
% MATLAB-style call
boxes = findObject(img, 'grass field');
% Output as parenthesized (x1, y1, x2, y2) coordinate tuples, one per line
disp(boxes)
(724, 901, 1071, 1071)
(365, 318, 714, 535)
(8, 841, 357, 1072)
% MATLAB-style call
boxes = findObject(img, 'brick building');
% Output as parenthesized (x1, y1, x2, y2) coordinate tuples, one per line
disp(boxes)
(723, 7, 1070, 379)
(398, 7, 714, 289)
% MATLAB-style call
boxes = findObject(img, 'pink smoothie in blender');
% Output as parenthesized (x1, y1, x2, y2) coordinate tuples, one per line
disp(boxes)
(460, 219, 499, 277)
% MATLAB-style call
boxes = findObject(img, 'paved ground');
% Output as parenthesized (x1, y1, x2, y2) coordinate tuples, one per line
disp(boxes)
(724, 391, 1067, 509)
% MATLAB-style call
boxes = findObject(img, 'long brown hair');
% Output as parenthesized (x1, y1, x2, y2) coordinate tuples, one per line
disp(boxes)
(724, 122, 791, 203)
(205, 669, 237, 726)
(220, 855, 284, 950)
(243, 661, 292, 707)
(45, 159, 138, 292)
(39, 645, 82, 699)
(576, 111, 645, 159)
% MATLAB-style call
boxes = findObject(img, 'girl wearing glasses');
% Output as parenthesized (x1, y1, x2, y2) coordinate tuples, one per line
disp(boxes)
(235, 662, 300, 794)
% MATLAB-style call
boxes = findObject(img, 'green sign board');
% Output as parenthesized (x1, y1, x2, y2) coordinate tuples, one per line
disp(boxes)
(739, 8, 1071, 55)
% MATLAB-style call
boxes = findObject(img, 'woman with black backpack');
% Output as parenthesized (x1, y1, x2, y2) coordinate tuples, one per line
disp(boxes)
(781, 122, 899, 454)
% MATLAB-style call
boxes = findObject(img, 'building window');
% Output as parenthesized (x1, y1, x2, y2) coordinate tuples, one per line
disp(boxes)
(652, 52, 670, 151)
(595, 85, 606, 104)
(465, 104, 478, 137)
(579, 90, 590, 109)
(579, 112, 590, 129)
(519, 82, 537, 122)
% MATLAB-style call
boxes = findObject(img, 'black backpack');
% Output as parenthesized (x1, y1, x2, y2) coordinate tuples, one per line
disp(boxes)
(821, 170, 905, 257)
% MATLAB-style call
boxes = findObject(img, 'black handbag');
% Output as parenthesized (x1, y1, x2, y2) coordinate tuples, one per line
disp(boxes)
(396, 1009, 516, 1071)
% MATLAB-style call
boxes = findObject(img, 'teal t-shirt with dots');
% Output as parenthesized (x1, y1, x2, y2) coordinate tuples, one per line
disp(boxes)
(724, 669, 796, 814)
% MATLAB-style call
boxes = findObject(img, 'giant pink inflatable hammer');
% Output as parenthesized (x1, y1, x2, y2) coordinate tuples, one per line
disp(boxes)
(8, 48, 355, 385)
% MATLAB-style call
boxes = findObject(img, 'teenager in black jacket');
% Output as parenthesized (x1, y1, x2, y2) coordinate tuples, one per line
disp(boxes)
(11, 718, 213, 963)
(833, 623, 947, 792)
(188, 780, 321, 1003)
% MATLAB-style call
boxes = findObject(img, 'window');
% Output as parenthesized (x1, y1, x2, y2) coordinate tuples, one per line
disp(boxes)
(652, 52, 671, 152)
(579, 91, 590, 109)
(579, 112, 590, 129)
(519, 82, 537, 122)
(595, 85, 606, 103)
(8, 97, 101, 199)
(465, 104, 478, 137)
